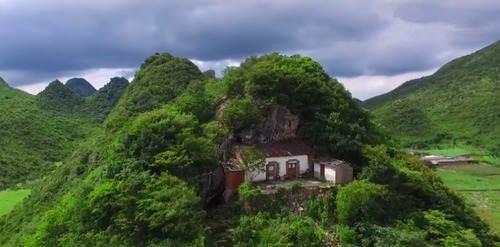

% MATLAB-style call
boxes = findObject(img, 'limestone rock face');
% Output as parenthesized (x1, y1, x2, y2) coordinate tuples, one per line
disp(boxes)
(238, 105, 299, 144)
(217, 103, 301, 164)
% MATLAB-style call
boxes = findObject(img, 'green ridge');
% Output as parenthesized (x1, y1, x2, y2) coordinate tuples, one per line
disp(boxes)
(364, 40, 500, 155)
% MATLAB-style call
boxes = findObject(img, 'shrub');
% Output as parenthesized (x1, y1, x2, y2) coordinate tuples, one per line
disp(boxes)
(221, 97, 261, 130)
(336, 180, 388, 225)
(233, 213, 326, 247)
(303, 194, 336, 225)
(238, 182, 261, 200)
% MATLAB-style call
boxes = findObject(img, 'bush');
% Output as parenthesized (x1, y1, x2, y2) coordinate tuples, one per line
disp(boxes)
(27, 170, 206, 246)
(238, 182, 261, 200)
(233, 213, 326, 247)
(420, 210, 482, 247)
(336, 180, 388, 225)
(221, 97, 261, 130)
(303, 194, 336, 225)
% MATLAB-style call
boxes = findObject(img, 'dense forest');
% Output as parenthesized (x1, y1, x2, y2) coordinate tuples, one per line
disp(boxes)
(0, 53, 497, 246)
(363, 41, 500, 156)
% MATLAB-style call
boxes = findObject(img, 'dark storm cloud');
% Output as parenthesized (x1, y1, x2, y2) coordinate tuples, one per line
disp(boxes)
(0, 0, 499, 88)
(0, 0, 386, 86)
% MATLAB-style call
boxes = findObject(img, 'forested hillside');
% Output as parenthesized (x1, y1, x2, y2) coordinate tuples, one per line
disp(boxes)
(0, 80, 96, 189)
(0, 53, 497, 246)
(363, 41, 500, 155)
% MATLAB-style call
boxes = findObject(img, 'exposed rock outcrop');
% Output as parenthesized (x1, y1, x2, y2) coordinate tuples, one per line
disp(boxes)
(236, 104, 300, 144)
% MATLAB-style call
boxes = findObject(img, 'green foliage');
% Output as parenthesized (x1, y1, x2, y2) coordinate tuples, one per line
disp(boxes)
(354, 145, 498, 246)
(37, 80, 85, 113)
(0, 83, 97, 189)
(223, 53, 382, 161)
(238, 182, 261, 200)
(421, 210, 482, 247)
(336, 180, 387, 225)
(122, 106, 217, 179)
(303, 194, 336, 225)
(107, 53, 204, 129)
(221, 97, 261, 130)
(233, 213, 326, 247)
(364, 41, 500, 155)
(26, 169, 205, 247)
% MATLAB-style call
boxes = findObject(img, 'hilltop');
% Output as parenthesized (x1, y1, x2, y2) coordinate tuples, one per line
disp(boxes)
(37, 80, 84, 112)
(65, 78, 96, 97)
(0, 53, 496, 246)
(363, 41, 500, 155)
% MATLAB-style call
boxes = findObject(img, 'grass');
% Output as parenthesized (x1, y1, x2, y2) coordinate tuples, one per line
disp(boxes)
(435, 164, 500, 234)
(424, 147, 474, 157)
(0, 189, 31, 216)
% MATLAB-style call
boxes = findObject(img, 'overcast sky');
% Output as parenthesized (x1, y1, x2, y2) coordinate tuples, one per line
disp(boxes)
(1, 0, 499, 99)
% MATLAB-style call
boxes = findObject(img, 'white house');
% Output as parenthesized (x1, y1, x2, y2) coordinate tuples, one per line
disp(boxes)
(229, 139, 315, 183)
(313, 158, 353, 184)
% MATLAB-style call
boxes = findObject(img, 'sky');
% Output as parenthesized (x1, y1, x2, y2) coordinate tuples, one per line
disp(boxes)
(1, 0, 499, 99)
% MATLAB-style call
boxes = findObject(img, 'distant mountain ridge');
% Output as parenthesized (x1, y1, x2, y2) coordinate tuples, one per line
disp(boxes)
(37, 80, 84, 112)
(363, 40, 500, 154)
(66, 78, 96, 97)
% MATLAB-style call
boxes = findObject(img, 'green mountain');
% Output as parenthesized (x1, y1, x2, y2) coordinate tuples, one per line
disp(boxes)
(37, 80, 85, 113)
(85, 77, 129, 121)
(0, 53, 497, 246)
(66, 78, 96, 97)
(106, 53, 206, 129)
(363, 41, 500, 154)
(0, 80, 97, 189)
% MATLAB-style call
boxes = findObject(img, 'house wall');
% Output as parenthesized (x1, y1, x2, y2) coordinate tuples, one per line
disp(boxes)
(223, 169, 245, 201)
(336, 164, 353, 184)
(246, 155, 309, 182)
(313, 163, 336, 182)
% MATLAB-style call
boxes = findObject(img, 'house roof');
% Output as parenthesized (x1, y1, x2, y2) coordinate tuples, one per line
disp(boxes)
(255, 139, 315, 157)
(315, 158, 352, 168)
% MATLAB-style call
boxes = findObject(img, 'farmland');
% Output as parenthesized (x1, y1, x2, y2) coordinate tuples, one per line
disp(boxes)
(436, 164, 500, 234)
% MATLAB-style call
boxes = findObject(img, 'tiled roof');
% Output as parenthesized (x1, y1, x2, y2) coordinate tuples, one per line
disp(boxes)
(256, 139, 315, 157)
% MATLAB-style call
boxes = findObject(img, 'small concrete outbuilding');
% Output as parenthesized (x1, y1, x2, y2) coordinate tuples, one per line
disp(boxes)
(313, 158, 353, 184)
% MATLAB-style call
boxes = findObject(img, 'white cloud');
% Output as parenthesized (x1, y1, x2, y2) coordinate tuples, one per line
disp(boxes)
(338, 68, 437, 100)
